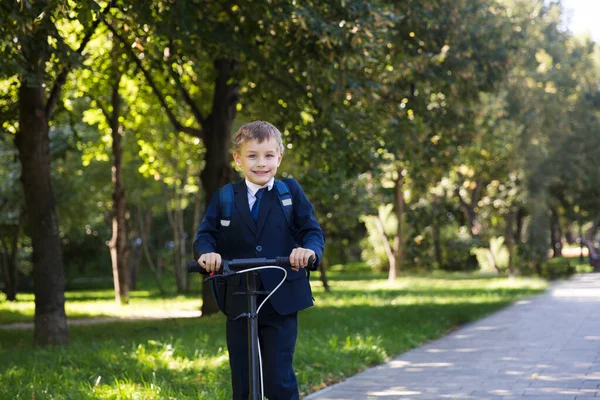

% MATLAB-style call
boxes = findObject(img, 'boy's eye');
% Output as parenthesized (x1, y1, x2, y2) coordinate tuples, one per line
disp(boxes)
(248, 155, 256, 159)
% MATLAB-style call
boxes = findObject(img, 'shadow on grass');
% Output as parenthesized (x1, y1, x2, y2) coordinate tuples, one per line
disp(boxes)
(63, 289, 201, 303)
(315, 286, 545, 300)
(0, 284, 543, 399)
(0, 309, 32, 325)
(321, 271, 539, 282)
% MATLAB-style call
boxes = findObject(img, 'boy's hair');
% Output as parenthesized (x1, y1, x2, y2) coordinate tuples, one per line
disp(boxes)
(232, 121, 285, 153)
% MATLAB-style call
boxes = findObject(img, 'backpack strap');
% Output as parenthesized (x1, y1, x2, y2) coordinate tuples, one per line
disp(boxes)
(274, 179, 293, 228)
(219, 183, 234, 227)
(219, 180, 293, 229)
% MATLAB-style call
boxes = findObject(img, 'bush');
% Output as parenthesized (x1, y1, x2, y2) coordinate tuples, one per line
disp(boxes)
(471, 236, 511, 273)
(540, 257, 575, 280)
(442, 237, 479, 272)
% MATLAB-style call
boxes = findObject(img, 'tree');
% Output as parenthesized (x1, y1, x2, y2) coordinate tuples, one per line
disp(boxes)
(0, 0, 114, 345)
(102, 0, 393, 313)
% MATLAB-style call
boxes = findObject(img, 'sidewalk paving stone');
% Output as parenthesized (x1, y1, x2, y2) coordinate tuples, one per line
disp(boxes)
(304, 274, 600, 400)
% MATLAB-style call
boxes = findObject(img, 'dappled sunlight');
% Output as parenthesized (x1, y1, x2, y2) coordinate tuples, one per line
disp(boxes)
(552, 287, 600, 298)
(368, 387, 421, 396)
(313, 275, 547, 294)
(132, 338, 229, 372)
(551, 274, 600, 299)
(0, 290, 203, 325)
(90, 380, 165, 400)
(312, 275, 547, 311)
(316, 292, 534, 309)
(473, 325, 501, 331)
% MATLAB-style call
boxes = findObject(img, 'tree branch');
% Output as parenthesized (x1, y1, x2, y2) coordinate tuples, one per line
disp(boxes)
(97, 100, 110, 123)
(168, 65, 206, 127)
(104, 21, 204, 140)
(46, 0, 116, 119)
(471, 180, 484, 206)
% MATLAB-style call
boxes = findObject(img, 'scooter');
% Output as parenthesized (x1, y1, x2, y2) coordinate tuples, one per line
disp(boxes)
(188, 256, 314, 400)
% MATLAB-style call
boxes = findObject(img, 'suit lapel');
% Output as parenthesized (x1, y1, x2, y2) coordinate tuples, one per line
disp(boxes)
(234, 181, 256, 234)
(256, 188, 276, 238)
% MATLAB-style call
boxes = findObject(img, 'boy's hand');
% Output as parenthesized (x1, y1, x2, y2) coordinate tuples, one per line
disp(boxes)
(289, 248, 316, 271)
(198, 252, 222, 273)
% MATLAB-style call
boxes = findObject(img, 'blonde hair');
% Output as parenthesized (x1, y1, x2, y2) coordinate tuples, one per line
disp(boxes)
(232, 121, 284, 153)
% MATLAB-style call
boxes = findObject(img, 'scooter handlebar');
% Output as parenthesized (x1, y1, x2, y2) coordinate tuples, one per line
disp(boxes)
(187, 255, 316, 275)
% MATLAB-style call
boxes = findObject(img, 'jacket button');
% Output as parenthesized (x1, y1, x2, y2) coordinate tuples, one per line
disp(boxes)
(256, 245, 262, 252)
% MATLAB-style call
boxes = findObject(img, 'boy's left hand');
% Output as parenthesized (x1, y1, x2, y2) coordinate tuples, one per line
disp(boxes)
(289, 247, 316, 271)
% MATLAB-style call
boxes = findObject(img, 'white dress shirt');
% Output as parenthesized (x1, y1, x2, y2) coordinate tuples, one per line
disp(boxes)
(245, 178, 274, 210)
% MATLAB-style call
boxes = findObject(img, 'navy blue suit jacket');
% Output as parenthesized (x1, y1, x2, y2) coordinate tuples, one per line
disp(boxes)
(193, 178, 324, 316)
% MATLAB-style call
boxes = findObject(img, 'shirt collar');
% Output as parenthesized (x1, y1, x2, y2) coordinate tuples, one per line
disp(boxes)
(246, 178, 274, 196)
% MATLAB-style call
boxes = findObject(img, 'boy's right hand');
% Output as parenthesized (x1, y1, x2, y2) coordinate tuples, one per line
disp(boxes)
(198, 252, 222, 273)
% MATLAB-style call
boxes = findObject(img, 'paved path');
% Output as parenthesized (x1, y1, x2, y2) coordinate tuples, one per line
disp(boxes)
(305, 274, 600, 400)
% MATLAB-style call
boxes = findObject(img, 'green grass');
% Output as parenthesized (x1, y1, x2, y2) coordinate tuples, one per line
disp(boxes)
(0, 290, 202, 324)
(0, 270, 547, 399)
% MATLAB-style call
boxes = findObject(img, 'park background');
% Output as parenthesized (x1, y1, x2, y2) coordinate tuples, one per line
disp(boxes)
(1, 0, 600, 398)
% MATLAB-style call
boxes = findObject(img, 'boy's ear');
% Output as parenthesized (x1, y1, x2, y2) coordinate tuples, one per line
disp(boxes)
(233, 152, 240, 166)
(277, 152, 283, 166)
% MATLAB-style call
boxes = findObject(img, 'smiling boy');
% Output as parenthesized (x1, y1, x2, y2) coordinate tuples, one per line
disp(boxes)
(193, 120, 325, 399)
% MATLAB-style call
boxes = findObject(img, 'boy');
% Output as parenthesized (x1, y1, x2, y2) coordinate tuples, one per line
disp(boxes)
(193, 120, 325, 399)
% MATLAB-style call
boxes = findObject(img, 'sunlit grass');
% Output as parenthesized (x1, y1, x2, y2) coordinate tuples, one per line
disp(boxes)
(0, 272, 547, 399)
(0, 290, 202, 324)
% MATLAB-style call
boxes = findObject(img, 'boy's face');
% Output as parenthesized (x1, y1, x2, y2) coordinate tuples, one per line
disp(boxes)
(233, 138, 283, 186)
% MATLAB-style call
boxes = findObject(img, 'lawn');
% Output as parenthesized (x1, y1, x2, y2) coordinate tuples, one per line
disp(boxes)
(0, 269, 547, 399)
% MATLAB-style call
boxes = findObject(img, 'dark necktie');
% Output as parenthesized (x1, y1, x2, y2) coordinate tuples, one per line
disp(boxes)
(251, 188, 267, 221)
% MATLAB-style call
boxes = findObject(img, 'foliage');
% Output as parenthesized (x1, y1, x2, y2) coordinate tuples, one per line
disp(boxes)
(472, 236, 511, 272)
(539, 257, 576, 280)
(360, 204, 397, 272)
(442, 231, 480, 272)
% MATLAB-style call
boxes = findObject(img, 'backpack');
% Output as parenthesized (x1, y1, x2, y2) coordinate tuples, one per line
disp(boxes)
(211, 179, 296, 316)
(219, 179, 294, 229)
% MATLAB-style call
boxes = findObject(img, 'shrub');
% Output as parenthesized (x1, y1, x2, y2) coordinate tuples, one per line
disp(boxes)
(540, 257, 575, 280)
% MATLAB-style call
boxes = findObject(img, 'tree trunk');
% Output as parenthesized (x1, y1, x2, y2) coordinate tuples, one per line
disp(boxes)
(505, 209, 515, 276)
(564, 221, 574, 245)
(15, 77, 67, 345)
(550, 207, 562, 258)
(318, 227, 330, 292)
(128, 240, 142, 290)
(199, 59, 239, 316)
(319, 260, 330, 292)
(173, 203, 188, 293)
(137, 207, 165, 294)
(515, 207, 526, 244)
(457, 181, 483, 236)
(374, 214, 395, 278)
(432, 223, 443, 269)
(1, 223, 21, 301)
(485, 249, 498, 272)
(107, 75, 129, 305)
(391, 174, 404, 280)
(585, 218, 599, 241)
(579, 220, 585, 264)
(192, 176, 203, 243)
(165, 177, 189, 294)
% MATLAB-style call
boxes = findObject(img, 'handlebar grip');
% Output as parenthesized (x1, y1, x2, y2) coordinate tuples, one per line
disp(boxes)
(273, 255, 316, 270)
(187, 261, 211, 275)
(306, 255, 316, 271)
(187, 261, 201, 273)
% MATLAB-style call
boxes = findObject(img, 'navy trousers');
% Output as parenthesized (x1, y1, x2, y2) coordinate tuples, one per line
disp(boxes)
(226, 298, 299, 400)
